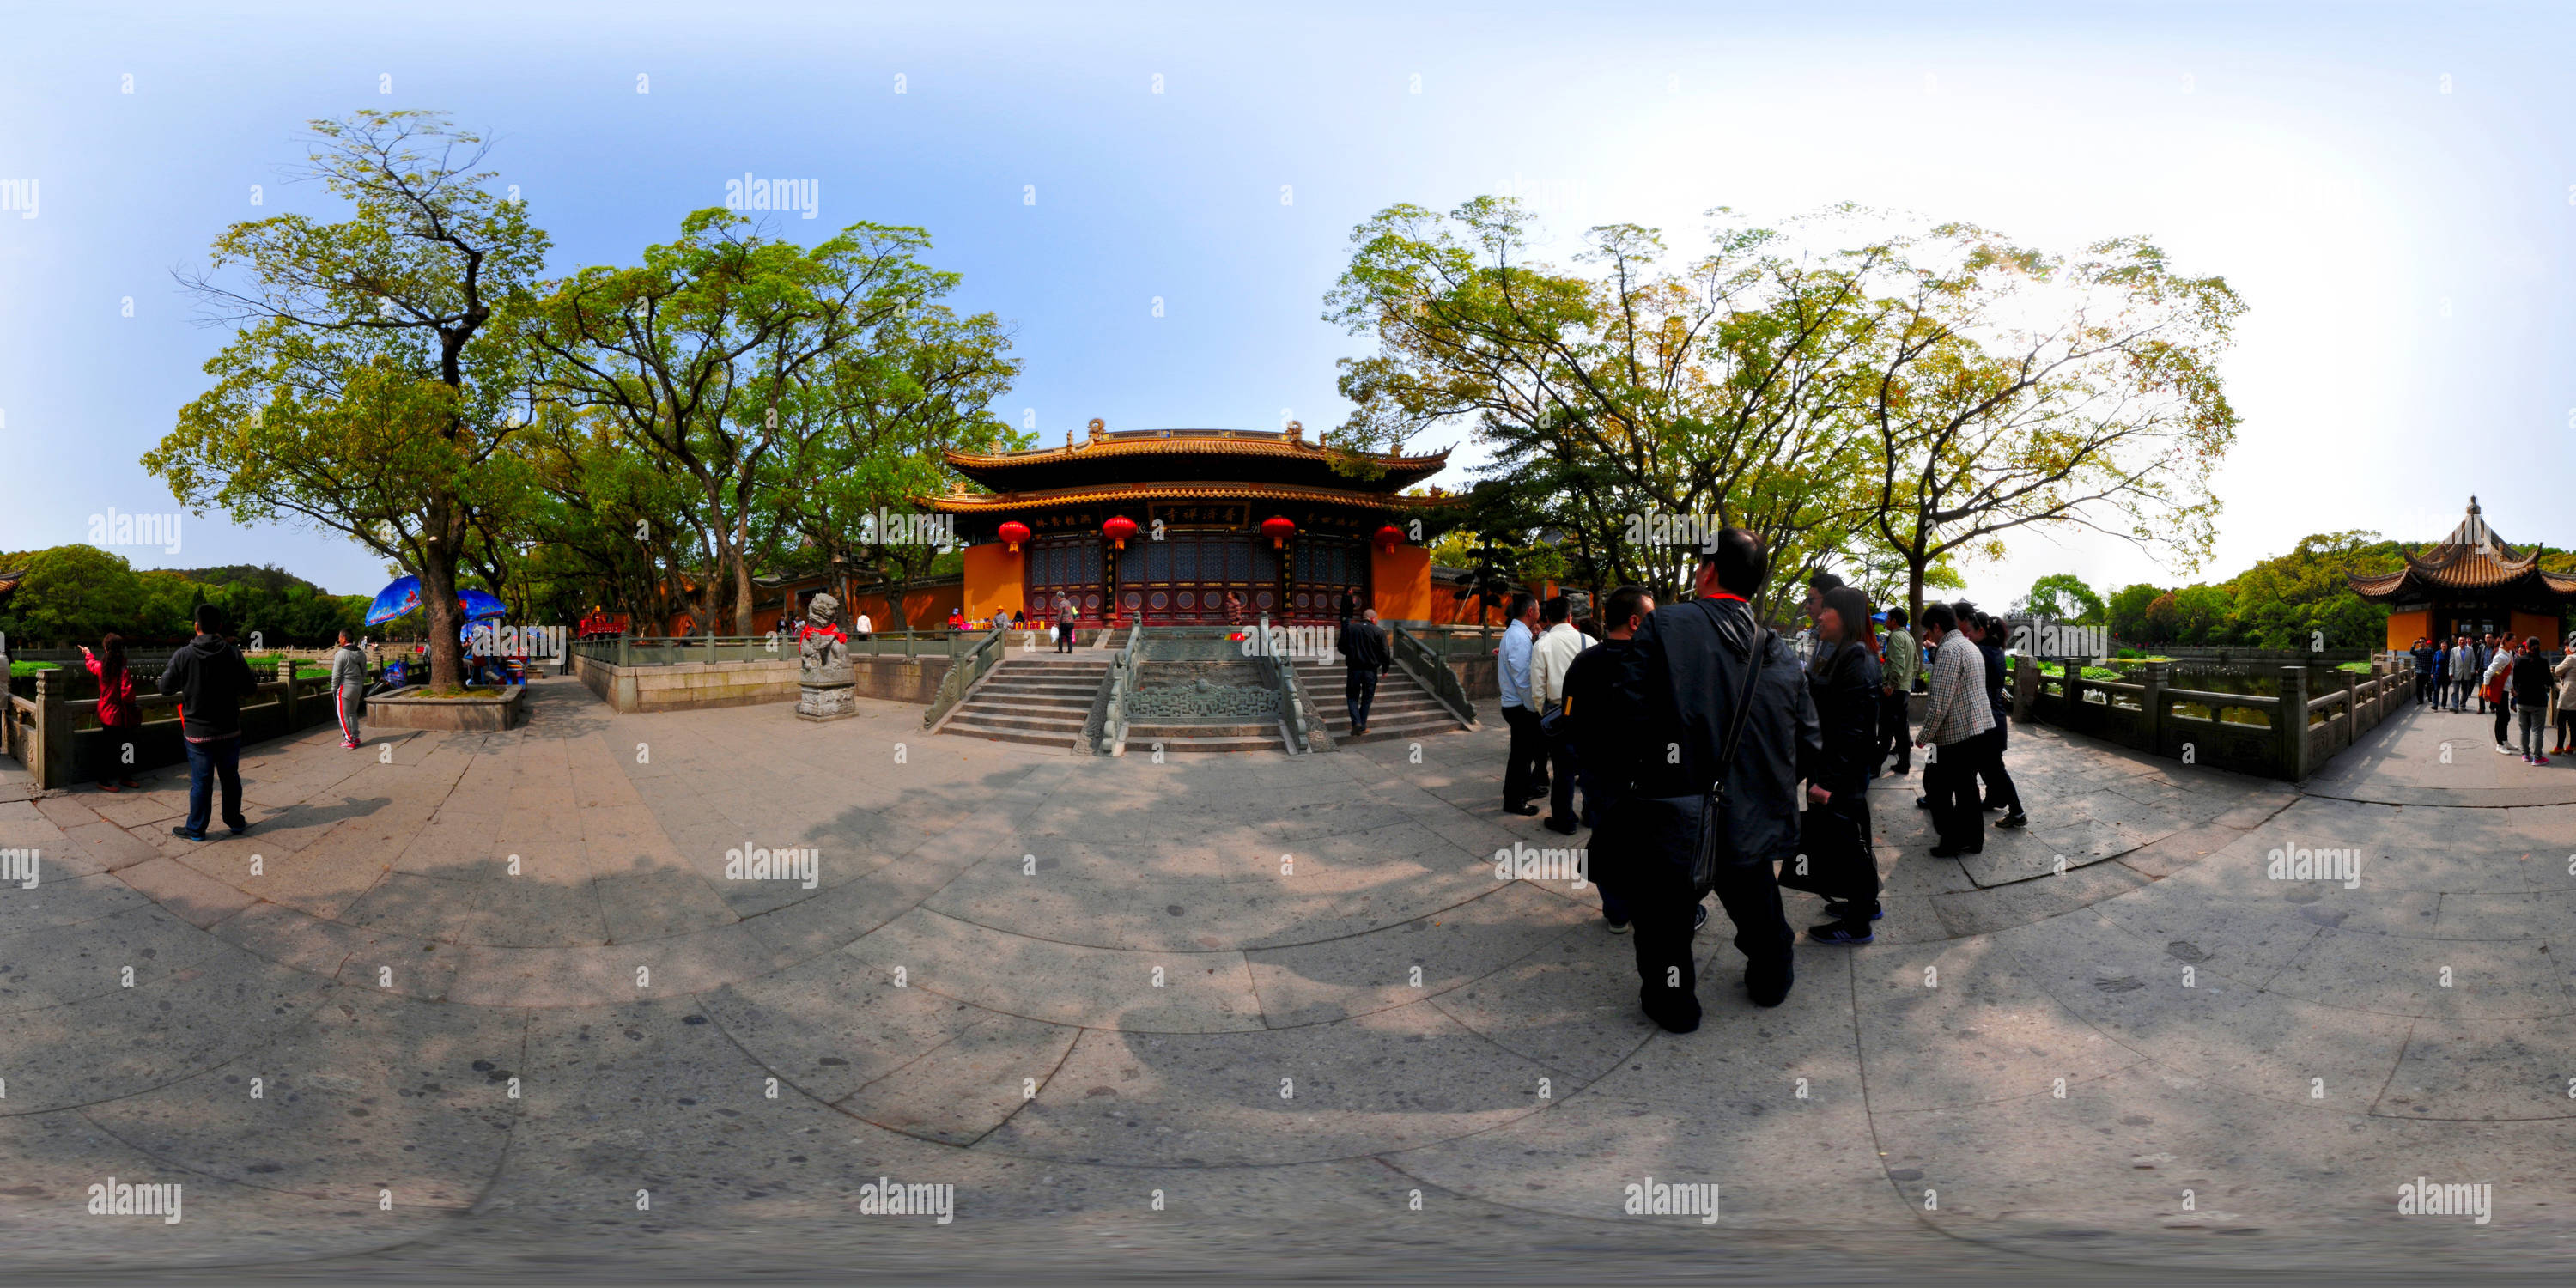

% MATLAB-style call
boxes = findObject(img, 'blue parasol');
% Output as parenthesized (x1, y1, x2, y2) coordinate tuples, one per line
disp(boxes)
(364, 576, 423, 627)
(365, 577, 509, 627)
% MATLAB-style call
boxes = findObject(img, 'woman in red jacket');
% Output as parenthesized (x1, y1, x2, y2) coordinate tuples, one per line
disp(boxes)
(80, 632, 143, 792)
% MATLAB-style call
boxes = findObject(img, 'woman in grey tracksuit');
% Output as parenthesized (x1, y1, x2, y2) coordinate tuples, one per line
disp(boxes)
(331, 631, 368, 749)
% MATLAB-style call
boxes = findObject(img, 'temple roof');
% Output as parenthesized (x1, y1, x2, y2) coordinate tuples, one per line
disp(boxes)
(2347, 497, 2576, 602)
(922, 479, 1459, 514)
(943, 422, 1449, 495)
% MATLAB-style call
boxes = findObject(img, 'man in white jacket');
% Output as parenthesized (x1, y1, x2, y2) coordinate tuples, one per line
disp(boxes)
(1528, 594, 1590, 835)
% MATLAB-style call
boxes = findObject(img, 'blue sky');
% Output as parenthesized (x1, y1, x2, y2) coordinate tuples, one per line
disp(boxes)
(2, 0, 2571, 602)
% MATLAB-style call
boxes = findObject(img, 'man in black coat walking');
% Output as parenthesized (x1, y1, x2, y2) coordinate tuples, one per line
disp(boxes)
(1606, 529, 1820, 1031)
(159, 603, 259, 841)
(1335, 608, 1391, 736)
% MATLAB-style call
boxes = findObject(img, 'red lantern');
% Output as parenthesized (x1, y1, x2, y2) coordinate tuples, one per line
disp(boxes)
(997, 520, 1030, 553)
(1373, 523, 1404, 552)
(1261, 515, 1297, 549)
(1103, 515, 1139, 549)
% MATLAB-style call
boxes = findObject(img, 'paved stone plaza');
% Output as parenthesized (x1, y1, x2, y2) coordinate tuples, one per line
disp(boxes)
(1, 677, 2572, 1279)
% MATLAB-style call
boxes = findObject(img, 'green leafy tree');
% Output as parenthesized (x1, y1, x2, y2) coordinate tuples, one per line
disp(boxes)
(527, 210, 943, 635)
(2105, 582, 2166, 643)
(148, 111, 547, 689)
(762, 288, 1021, 620)
(1324, 197, 1887, 622)
(0, 546, 145, 646)
(1862, 226, 2243, 623)
(2014, 573, 2105, 623)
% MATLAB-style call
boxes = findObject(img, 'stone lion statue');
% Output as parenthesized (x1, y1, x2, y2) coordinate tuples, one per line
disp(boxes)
(799, 592, 851, 683)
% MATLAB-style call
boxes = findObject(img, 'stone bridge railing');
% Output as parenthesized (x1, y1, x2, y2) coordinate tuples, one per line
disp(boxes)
(2012, 655, 2412, 781)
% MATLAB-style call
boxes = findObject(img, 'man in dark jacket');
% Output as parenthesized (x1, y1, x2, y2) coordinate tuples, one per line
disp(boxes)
(1608, 529, 1821, 1030)
(1335, 608, 1392, 736)
(2511, 636, 2553, 763)
(160, 604, 258, 841)
(1969, 611, 2027, 828)
(1562, 584, 1653, 933)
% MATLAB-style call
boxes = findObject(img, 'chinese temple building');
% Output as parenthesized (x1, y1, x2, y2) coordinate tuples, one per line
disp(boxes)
(2348, 497, 2576, 650)
(925, 421, 1461, 627)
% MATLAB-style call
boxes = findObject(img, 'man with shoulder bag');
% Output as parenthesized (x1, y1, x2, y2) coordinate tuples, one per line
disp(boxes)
(1610, 529, 1820, 1032)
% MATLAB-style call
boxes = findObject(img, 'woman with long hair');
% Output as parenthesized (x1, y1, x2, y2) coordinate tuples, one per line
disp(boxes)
(79, 632, 143, 792)
(1790, 586, 1885, 944)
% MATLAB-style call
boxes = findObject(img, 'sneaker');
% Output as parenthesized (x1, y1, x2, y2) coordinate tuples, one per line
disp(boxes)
(1542, 815, 1578, 835)
(1604, 917, 1631, 935)
(1822, 902, 1885, 922)
(1929, 843, 1983, 858)
(2497, 744, 2515, 754)
(1692, 903, 1710, 933)
(2539, 755, 2553, 765)
(170, 826, 207, 842)
(1808, 921, 1874, 945)
(97, 781, 122, 793)
(1914, 795, 1931, 810)
(1997, 811, 2029, 829)
(225, 818, 251, 835)
(1504, 802, 1540, 817)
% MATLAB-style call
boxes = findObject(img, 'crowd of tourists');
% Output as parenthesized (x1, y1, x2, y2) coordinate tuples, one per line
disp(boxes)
(1492, 529, 2027, 1033)
(2406, 632, 2576, 763)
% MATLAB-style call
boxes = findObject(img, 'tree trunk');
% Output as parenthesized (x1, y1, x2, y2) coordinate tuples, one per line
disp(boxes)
(731, 517, 756, 636)
(416, 537, 466, 690)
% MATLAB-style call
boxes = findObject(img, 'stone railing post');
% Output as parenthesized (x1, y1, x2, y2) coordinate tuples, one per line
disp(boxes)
(276, 657, 298, 731)
(32, 666, 70, 791)
(2279, 664, 2310, 781)
(2011, 654, 2034, 723)
(2341, 667, 2360, 744)
(2063, 657, 2081, 709)
(2141, 660, 2169, 756)
(617, 634, 633, 670)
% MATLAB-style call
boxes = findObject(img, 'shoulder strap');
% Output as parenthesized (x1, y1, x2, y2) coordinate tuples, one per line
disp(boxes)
(1716, 627, 1772, 775)
(1689, 598, 1771, 788)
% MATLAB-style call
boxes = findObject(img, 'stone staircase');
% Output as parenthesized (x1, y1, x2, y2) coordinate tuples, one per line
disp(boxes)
(1121, 717, 1288, 755)
(936, 655, 1110, 750)
(1291, 658, 1469, 744)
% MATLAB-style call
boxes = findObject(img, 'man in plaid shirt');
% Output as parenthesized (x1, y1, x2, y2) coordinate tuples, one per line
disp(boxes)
(1912, 601, 1993, 857)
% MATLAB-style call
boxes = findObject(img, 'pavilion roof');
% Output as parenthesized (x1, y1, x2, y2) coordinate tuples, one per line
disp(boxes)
(921, 479, 1461, 514)
(943, 424, 1449, 495)
(2347, 497, 2576, 602)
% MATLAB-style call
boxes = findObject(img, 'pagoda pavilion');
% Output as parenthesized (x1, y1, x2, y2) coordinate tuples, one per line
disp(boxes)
(2347, 497, 2576, 650)
(924, 420, 1461, 628)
